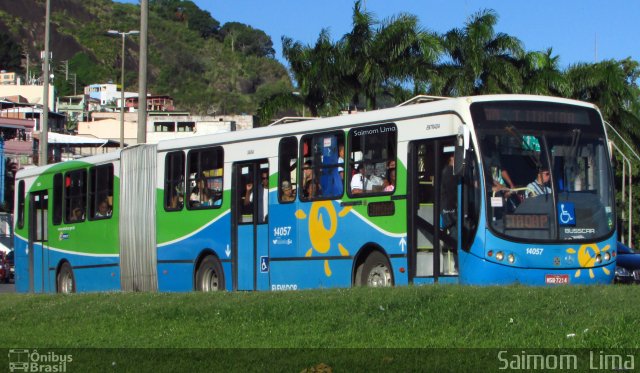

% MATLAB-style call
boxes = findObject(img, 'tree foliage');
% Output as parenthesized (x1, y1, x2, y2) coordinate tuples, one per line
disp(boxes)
(218, 22, 275, 58)
(0, 32, 22, 73)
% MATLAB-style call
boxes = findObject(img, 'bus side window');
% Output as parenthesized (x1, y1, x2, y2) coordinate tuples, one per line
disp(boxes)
(278, 137, 297, 203)
(52, 173, 63, 225)
(300, 131, 344, 201)
(164, 151, 185, 211)
(348, 123, 397, 197)
(64, 169, 87, 223)
(187, 146, 224, 210)
(89, 164, 114, 220)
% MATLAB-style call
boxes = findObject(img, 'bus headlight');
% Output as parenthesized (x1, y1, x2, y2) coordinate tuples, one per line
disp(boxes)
(496, 251, 504, 261)
(507, 254, 515, 264)
(596, 254, 602, 263)
(604, 252, 611, 261)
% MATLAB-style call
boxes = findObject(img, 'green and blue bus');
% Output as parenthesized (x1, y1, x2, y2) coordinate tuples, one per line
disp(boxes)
(14, 95, 617, 293)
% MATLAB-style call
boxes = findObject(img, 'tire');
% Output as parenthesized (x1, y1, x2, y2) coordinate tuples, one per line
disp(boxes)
(56, 262, 75, 294)
(360, 251, 393, 287)
(195, 255, 225, 292)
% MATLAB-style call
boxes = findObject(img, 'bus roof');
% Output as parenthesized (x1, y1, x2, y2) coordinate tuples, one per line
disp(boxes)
(156, 94, 598, 153)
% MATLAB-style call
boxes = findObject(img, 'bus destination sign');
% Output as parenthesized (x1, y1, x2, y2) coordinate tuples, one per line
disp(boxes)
(504, 214, 550, 230)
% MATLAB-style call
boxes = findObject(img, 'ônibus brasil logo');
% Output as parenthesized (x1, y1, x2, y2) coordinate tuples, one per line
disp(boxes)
(8, 349, 73, 372)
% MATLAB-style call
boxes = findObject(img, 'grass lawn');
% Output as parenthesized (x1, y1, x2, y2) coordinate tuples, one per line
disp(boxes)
(2, 285, 638, 371)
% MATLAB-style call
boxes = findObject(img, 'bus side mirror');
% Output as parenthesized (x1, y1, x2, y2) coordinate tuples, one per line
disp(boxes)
(453, 125, 469, 176)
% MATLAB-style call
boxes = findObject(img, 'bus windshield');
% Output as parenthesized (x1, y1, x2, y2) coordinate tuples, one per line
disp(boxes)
(471, 101, 615, 242)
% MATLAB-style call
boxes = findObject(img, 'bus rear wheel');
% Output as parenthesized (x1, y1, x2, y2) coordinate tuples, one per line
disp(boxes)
(360, 251, 393, 287)
(195, 256, 224, 292)
(56, 262, 75, 294)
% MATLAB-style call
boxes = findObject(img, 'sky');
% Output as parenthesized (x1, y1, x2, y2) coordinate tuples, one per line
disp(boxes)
(122, 1, 639, 69)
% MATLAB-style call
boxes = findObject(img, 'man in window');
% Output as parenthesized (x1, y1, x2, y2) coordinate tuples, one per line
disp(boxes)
(350, 165, 366, 194)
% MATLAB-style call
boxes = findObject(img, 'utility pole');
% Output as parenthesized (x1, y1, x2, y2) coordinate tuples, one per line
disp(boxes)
(62, 60, 69, 80)
(137, 0, 149, 144)
(24, 52, 29, 84)
(40, 0, 51, 166)
(108, 30, 139, 149)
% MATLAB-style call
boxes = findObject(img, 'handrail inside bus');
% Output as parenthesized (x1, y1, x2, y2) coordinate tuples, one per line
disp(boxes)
(267, 117, 317, 126)
(395, 95, 449, 107)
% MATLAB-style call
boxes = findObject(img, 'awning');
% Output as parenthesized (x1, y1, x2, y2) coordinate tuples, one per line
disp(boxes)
(33, 132, 121, 147)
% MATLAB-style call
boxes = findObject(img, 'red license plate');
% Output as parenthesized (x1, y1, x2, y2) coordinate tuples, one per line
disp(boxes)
(545, 274, 569, 285)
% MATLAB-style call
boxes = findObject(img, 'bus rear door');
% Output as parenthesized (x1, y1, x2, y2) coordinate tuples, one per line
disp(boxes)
(28, 191, 49, 293)
(232, 160, 270, 291)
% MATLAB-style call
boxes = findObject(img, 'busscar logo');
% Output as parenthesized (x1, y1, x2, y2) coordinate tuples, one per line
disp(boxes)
(8, 349, 73, 372)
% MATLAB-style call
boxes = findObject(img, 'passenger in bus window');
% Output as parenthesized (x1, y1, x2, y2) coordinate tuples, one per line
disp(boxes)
(190, 177, 211, 207)
(95, 200, 112, 218)
(173, 174, 185, 208)
(258, 171, 269, 222)
(70, 206, 84, 222)
(210, 177, 223, 206)
(243, 172, 269, 221)
(305, 179, 319, 198)
(484, 138, 515, 193)
(350, 165, 366, 194)
(281, 180, 295, 202)
(382, 160, 396, 192)
(338, 144, 345, 179)
(302, 160, 315, 198)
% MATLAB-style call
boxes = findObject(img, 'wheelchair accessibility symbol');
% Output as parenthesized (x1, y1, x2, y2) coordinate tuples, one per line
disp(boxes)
(260, 256, 269, 273)
(558, 202, 575, 226)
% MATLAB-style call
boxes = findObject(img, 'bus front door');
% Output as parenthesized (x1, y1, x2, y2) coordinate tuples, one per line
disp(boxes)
(232, 160, 270, 291)
(408, 138, 458, 283)
(28, 191, 48, 293)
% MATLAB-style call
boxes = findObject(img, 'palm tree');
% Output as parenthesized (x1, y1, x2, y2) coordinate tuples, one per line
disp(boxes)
(341, 0, 440, 109)
(257, 29, 345, 123)
(566, 59, 640, 148)
(519, 48, 568, 96)
(436, 9, 523, 96)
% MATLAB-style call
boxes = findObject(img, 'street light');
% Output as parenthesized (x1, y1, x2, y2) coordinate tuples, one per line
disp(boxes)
(108, 29, 139, 149)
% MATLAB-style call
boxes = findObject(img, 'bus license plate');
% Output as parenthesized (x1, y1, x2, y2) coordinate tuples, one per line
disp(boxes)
(545, 274, 569, 285)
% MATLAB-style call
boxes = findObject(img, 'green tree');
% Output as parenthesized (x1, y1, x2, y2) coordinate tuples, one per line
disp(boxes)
(268, 29, 345, 119)
(566, 59, 640, 147)
(436, 9, 523, 96)
(0, 32, 22, 73)
(519, 48, 568, 96)
(219, 22, 275, 58)
(340, 0, 440, 109)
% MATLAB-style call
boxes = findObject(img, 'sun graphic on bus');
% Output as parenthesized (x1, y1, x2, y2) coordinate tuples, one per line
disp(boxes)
(295, 201, 352, 277)
(566, 243, 611, 279)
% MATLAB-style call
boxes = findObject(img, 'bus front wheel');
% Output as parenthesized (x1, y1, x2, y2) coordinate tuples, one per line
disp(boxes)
(360, 251, 393, 287)
(56, 262, 75, 294)
(195, 256, 224, 292)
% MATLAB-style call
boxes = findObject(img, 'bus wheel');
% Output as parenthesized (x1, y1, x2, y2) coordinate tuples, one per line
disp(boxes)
(195, 256, 224, 292)
(56, 262, 75, 294)
(361, 251, 393, 287)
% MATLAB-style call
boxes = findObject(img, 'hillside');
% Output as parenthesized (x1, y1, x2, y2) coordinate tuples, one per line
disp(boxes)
(0, 0, 293, 115)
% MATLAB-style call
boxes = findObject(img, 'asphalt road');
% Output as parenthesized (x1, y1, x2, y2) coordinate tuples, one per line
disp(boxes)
(0, 282, 15, 293)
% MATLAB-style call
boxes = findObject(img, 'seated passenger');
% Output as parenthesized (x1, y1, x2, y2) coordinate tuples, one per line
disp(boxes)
(95, 200, 112, 217)
(70, 207, 84, 222)
(350, 165, 366, 194)
(190, 177, 211, 207)
(526, 168, 551, 197)
(211, 177, 223, 206)
(281, 180, 295, 202)
(302, 161, 316, 198)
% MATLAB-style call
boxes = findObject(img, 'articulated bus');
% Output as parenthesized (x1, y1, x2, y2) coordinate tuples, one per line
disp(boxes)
(14, 95, 617, 293)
